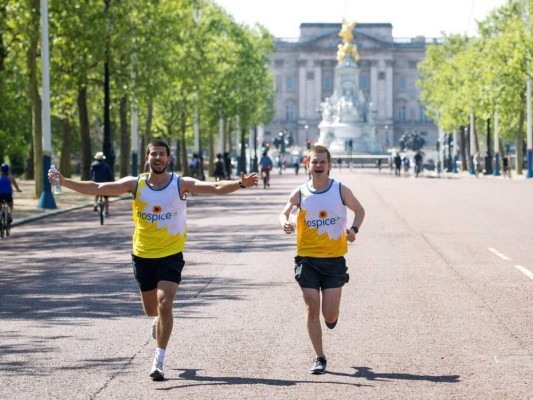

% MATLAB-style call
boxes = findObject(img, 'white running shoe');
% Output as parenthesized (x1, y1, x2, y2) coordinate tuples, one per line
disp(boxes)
(150, 358, 164, 381)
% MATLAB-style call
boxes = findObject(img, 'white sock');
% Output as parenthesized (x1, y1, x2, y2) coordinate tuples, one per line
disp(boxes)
(154, 348, 166, 365)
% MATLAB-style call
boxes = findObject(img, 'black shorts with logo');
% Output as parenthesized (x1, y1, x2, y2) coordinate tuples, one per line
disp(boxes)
(294, 256, 349, 290)
(131, 252, 185, 292)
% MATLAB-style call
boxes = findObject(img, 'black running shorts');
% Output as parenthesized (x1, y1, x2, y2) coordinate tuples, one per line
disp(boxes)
(294, 256, 349, 290)
(132, 252, 185, 292)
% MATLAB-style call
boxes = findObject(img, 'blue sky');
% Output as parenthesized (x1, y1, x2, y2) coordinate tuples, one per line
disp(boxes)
(215, 0, 509, 39)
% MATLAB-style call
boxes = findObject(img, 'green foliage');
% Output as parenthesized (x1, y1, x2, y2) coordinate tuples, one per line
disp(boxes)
(0, 0, 279, 180)
(418, 0, 531, 149)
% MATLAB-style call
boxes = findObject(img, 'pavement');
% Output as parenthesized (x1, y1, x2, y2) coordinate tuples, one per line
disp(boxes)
(1, 167, 531, 400)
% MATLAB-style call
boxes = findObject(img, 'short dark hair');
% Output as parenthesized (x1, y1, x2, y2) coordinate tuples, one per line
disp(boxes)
(146, 139, 170, 156)
(307, 144, 331, 163)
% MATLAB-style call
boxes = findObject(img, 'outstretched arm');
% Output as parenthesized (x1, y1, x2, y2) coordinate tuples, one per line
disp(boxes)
(48, 169, 137, 196)
(181, 172, 258, 196)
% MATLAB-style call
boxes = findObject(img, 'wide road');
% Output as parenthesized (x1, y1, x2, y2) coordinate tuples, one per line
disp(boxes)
(0, 169, 531, 400)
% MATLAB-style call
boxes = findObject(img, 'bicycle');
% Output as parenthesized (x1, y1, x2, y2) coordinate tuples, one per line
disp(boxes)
(0, 199, 11, 238)
(96, 195, 105, 225)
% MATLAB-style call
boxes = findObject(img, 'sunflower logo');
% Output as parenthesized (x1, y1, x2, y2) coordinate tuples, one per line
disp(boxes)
(318, 210, 328, 219)
(152, 205, 162, 213)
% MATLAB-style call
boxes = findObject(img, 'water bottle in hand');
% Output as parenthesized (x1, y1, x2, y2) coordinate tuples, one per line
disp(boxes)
(50, 165, 62, 194)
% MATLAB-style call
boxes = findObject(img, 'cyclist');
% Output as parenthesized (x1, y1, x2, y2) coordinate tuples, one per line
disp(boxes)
(90, 152, 114, 217)
(0, 163, 22, 223)
(259, 151, 273, 187)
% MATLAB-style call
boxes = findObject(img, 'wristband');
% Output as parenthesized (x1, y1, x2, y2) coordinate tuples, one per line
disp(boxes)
(239, 181, 246, 189)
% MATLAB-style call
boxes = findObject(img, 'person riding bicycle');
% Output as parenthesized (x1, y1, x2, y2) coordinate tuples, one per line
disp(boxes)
(259, 151, 273, 187)
(0, 163, 22, 223)
(90, 152, 114, 216)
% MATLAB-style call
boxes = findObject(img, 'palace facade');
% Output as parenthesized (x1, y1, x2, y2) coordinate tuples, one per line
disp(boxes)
(264, 22, 441, 152)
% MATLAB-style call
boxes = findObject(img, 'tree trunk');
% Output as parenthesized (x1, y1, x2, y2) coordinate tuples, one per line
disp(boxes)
(459, 126, 467, 171)
(28, 0, 42, 195)
(59, 117, 72, 178)
(238, 127, 247, 174)
(77, 85, 91, 180)
(516, 108, 525, 175)
(180, 109, 189, 176)
(25, 144, 34, 180)
(140, 99, 153, 172)
(208, 122, 215, 178)
(119, 94, 129, 178)
(0, 3, 6, 159)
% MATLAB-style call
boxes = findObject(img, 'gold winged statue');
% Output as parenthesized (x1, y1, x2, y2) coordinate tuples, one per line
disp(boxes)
(337, 20, 360, 62)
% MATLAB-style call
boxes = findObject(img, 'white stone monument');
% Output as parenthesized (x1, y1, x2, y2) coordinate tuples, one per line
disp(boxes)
(316, 21, 383, 154)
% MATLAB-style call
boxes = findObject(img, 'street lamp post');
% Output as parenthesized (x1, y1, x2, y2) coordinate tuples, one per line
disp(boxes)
(523, 0, 533, 177)
(193, 0, 205, 180)
(37, 0, 56, 209)
(103, 0, 115, 173)
(469, 108, 475, 175)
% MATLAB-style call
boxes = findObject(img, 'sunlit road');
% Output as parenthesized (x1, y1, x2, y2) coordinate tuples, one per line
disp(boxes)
(0, 169, 531, 399)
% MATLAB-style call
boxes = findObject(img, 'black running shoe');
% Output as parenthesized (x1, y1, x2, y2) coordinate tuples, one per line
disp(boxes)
(310, 356, 327, 374)
(325, 319, 338, 329)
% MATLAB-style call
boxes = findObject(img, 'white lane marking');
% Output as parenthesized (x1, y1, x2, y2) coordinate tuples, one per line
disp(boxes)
(514, 265, 533, 280)
(488, 248, 512, 261)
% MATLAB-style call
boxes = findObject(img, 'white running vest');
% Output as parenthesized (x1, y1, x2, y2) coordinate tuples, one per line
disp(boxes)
(132, 172, 187, 258)
(296, 179, 347, 257)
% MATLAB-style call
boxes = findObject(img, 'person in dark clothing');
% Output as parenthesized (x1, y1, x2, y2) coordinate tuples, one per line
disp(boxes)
(213, 153, 225, 181)
(394, 153, 402, 176)
(223, 152, 232, 180)
(90, 152, 114, 216)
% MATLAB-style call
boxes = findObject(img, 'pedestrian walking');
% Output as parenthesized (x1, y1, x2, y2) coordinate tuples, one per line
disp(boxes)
(90, 152, 114, 216)
(279, 144, 365, 374)
(474, 151, 483, 177)
(212, 153, 225, 181)
(393, 153, 402, 176)
(502, 155, 510, 178)
(48, 139, 258, 381)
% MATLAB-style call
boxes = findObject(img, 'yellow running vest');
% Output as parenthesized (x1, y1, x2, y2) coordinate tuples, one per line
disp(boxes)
(132, 173, 187, 258)
(296, 179, 347, 257)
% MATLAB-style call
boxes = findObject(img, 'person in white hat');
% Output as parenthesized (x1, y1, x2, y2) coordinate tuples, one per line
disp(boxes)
(90, 152, 114, 216)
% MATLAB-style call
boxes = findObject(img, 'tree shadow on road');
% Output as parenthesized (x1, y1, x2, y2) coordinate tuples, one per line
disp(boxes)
(155, 368, 373, 390)
(328, 366, 460, 383)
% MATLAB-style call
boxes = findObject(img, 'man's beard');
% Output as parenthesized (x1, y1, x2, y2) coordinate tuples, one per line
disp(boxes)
(150, 162, 167, 174)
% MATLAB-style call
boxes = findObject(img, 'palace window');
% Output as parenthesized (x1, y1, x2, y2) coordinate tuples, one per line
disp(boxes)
(398, 105, 406, 122)
(286, 76, 294, 91)
(360, 75, 369, 90)
(323, 75, 333, 91)
(286, 104, 295, 122)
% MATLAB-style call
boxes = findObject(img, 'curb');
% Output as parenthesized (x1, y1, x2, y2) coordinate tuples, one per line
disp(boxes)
(11, 195, 131, 227)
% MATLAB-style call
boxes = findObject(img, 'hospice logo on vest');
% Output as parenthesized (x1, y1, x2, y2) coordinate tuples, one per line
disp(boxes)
(305, 210, 339, 228)
(137, 205, 177, 223)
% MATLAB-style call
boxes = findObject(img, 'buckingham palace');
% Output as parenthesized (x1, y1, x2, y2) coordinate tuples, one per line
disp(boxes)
(263, 22, 441, 153)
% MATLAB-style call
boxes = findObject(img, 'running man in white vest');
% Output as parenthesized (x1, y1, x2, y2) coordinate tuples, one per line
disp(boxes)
(279, 144, 365, 374)
(48, 139, 258, 381)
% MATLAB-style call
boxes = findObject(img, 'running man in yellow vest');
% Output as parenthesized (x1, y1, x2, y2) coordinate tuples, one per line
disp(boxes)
(49, 139, 258, 381)
(279, 144, 365, 374)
